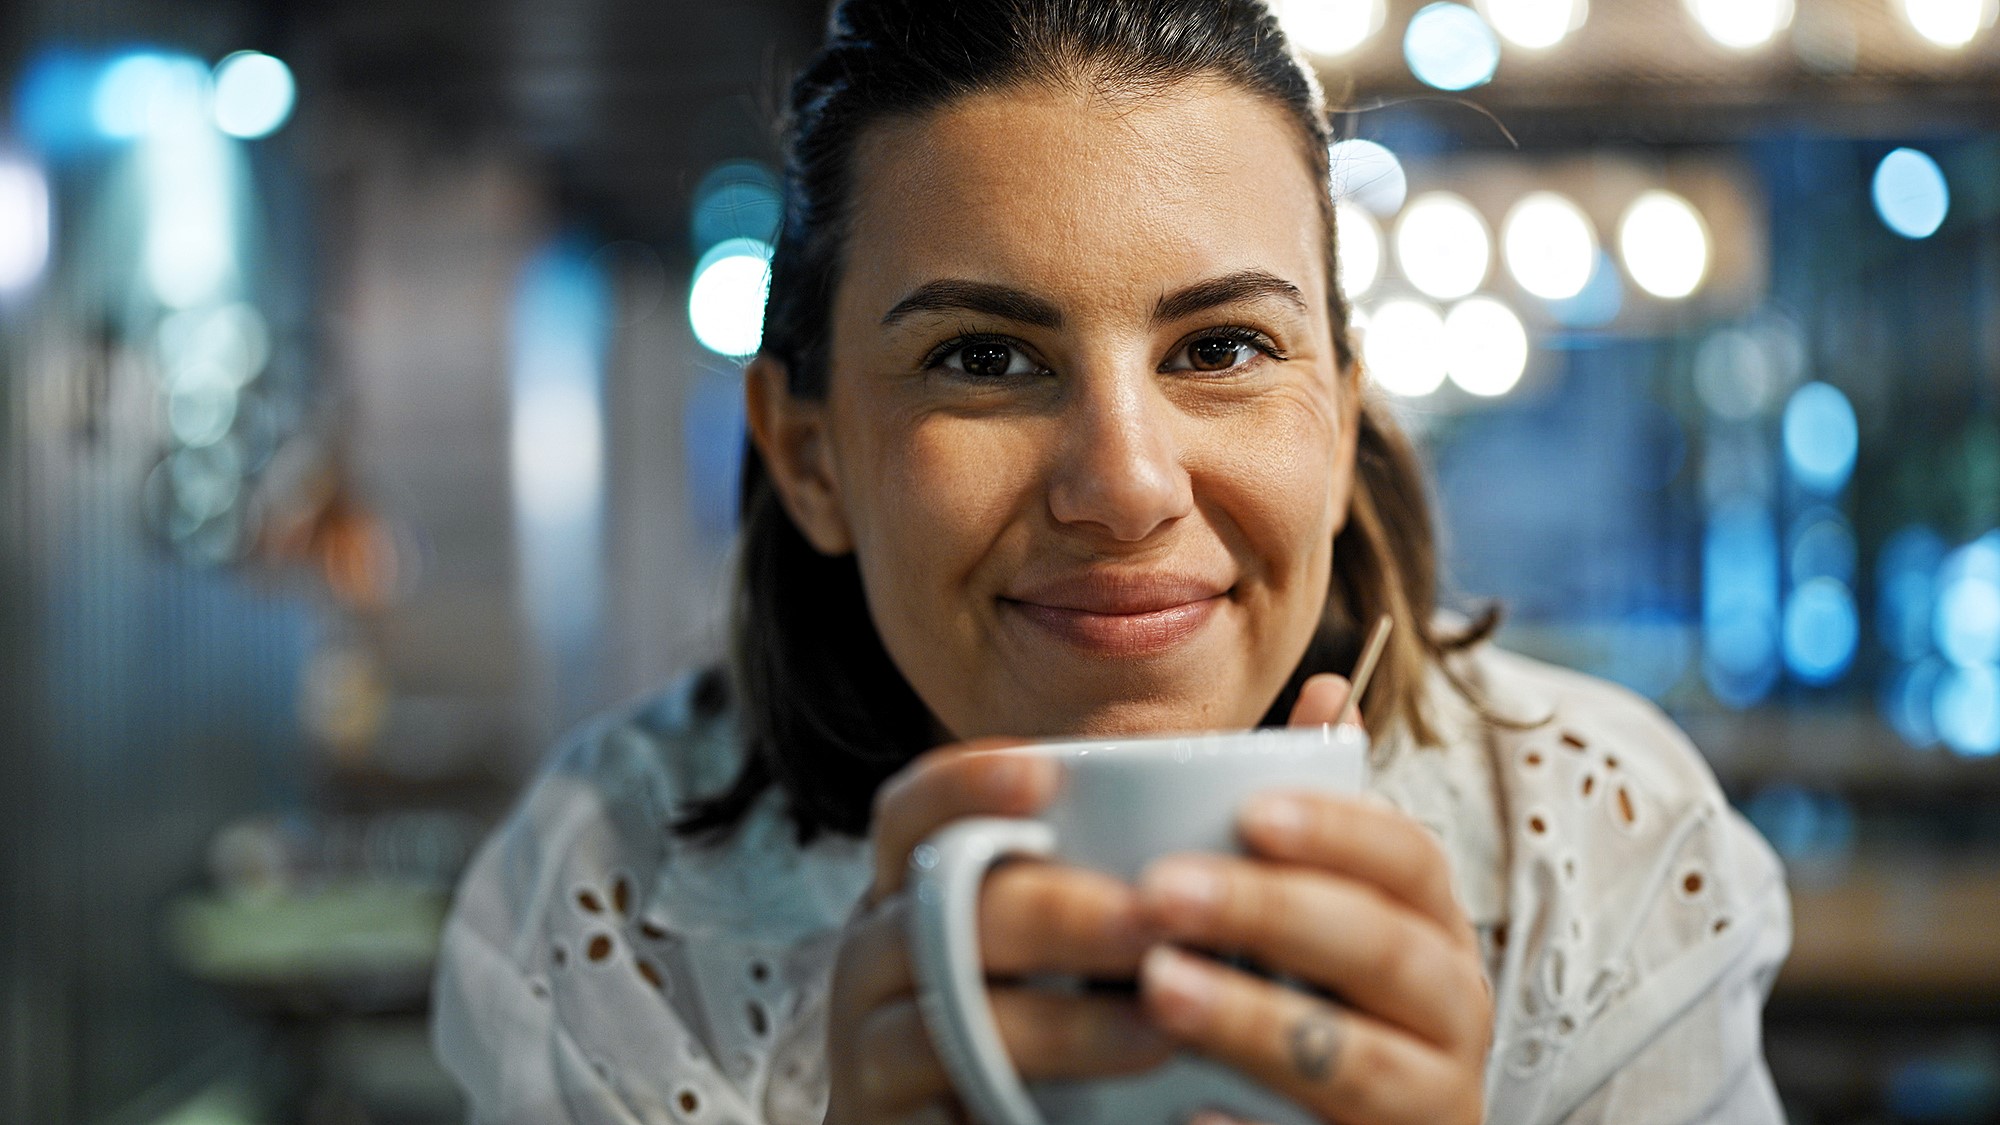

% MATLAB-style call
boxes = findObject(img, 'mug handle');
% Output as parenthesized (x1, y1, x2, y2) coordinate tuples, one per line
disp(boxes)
(907, 816, 1060, 1125)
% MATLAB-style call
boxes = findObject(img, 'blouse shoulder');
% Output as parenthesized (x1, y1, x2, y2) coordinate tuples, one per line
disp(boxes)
(431, 673, 867, 1125)
(1465, 645, 1791, 1124)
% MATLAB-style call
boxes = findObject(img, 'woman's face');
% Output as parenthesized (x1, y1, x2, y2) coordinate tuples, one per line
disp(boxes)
(753, 78, 1359, 741)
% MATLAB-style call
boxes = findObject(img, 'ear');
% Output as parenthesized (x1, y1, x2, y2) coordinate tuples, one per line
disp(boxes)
(745, 354, 855, 555)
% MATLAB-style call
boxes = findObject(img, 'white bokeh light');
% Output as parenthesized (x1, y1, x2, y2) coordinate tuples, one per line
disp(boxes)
(212, 51, 295, 139)
(1479, 0, 1589, 48)
(1335, 202, 1382, 300)
(1328, 139, 1408, 217)
(1900, 0, 1998, 46)
(1502, 191, 1597, 300)
(0, 156, 50, 295)
(1618, 190, 1709, 299)
(1364, 299, 1448, 397)
(1685, 0, 1794, 48)
(1404, 2, 1503, 90)
(1396, 192, 1490, 301)
(688, 238, 773, 357)
(1279, 0, 1389, 57)
(1444, 297, 1529, 396)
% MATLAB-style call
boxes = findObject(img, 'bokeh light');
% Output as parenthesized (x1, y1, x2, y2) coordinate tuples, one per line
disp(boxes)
(1278, 0, 1389, 57)
(1884, 657, 1946, 747)
(1898, 0, 1999, 47)
(1363, 299, 1448, 397)
(1879, 525, 1949, 662)
(1935, 663, 2000, 756)
(1789, 510, 1857, 587)
(1502, 191, 1596, 300)
(1871, 147, 1950, 239)
(1784, 576, 1859, 684)
(1405, 3, 1503, 90)
(1694, 327, 1776, 420)
(688, 238, 773, 358)
(1335, 201, 1382, 299)
(94, 52, 209, 140)
(1935, 532, 2000, 667)
(691, 161, 782, 253)
(1328, 139, 1408, 217)
(1443, 296, 1529, 396)
(1397, 192, 1490, 300)
(1704, 498, 1782, 707)
(0, 156, 51, 295)
(1618, 190, 1709, 299)
(1547, 249, 1623, 328)
(211, 51, 294, 139)
(1781, 381, 1859, 494)
(1685, 0, 1794, 49)
(1479, 0, 1588, 48)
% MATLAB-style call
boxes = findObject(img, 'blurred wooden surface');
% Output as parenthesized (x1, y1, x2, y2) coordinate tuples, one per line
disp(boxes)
(1777, 864, 2000, 997)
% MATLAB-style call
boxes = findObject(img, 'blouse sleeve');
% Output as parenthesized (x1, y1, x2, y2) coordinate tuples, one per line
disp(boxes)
(430, 692, 839, 1125)
(1475, 649, 1793, 1125)
(1549, 809, 1791, 1124)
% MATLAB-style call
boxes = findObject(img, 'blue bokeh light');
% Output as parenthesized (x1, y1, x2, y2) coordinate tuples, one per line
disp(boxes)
(1882, 657, 1945, 748)
(1878, 525, 1948, 662)
(1703, 499, 1782, 707)
(1782, 381, 1858, 494)
(1934, 663, 2000, 757)
(1404, 3, 1501, 92)
(1743, 784, 1856, 868)
(93, 51, 208, 139)
(1935, 531, 2000, 667)
(1872, 147, 1949, 240)
(1546, 249, 1623, 330)
(1788, 509, 1856, 587)
(15, 49, 110, 155)
(691, 161, 781, 255)
(1783, 577, 1859, 685)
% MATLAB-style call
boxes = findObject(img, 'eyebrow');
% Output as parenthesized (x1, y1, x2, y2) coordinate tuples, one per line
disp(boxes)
(878, 268, 1308, 331)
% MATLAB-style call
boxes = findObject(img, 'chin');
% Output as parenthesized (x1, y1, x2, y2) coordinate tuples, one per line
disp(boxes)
(990, 679, 1259, 740)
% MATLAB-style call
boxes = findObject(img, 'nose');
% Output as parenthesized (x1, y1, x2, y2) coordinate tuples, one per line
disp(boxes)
(1045, 369, 1193, 542)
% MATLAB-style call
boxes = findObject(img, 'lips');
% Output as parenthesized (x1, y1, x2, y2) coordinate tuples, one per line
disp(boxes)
(1000, 571, 1231, 658)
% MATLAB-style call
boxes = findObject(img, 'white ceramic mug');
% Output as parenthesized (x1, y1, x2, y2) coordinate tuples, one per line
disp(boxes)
(906, 725, 1371, 1125)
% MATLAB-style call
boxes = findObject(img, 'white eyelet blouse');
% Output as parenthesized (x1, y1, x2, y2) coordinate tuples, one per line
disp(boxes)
(432, 645, 1791, 1124)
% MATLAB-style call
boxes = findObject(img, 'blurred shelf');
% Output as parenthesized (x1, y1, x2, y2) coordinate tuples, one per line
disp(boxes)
(1777, 864, 2000, 1000)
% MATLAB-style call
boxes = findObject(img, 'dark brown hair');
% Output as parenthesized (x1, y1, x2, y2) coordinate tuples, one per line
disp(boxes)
(679, 0, 1495, 843)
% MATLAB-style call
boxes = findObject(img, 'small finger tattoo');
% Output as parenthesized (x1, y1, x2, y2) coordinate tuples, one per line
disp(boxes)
(1287, 1013, 1342, 1081)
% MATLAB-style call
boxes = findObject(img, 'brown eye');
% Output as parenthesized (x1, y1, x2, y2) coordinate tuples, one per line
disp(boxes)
(961, 341, 1014, 377)
(937, 338, 1035, 378)
(1188, 337, 1246, 371)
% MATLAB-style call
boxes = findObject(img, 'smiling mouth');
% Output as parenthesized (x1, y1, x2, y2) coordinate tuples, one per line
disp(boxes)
(996, 588, 1224, 656)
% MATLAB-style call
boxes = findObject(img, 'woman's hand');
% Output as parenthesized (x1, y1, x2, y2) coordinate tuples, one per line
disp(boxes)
(1135, 673, 1493, 1125)
(824, 742, 1174, 1125)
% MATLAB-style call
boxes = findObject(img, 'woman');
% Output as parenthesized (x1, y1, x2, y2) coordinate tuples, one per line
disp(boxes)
(432, 2, 1790, 1123)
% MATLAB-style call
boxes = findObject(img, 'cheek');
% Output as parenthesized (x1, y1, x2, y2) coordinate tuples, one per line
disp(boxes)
(1200, 387, 1346, 581)
(839, 410, 1040, 606)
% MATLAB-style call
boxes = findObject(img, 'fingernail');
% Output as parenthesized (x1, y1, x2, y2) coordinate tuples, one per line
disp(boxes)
(1241, 794, 1307, 848)
(1142, 859, 1222, 917)
(1142, 946, 1215, 1035)
(986, 754, 1049, 804)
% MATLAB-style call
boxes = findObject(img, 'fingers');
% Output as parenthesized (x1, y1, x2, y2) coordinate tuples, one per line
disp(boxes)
(1138, 855, 1486, 1050)
(851, 992, 1174, 1116)
(1287, 673, 1360, 729)
(1235, 793, 1472, 945)
(1141, 947, 1483, 1125)
(869, 743, 1059, 902)
(981, 861, 1156, 978)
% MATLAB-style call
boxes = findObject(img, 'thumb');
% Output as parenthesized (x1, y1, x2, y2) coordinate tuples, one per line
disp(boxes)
(1287, 672, 1363, 729)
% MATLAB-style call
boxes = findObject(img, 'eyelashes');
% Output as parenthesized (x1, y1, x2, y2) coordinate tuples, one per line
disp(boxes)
(921, 326, 1288, 380)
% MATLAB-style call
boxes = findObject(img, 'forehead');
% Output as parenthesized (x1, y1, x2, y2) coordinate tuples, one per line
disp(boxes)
(838, 78, 1330, 319)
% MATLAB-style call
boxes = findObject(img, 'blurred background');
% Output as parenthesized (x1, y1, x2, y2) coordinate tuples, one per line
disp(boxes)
(1, 0, 1996, 1121)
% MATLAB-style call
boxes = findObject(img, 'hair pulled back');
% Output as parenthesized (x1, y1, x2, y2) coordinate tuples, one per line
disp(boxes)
(681, 0, 1494, 843)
